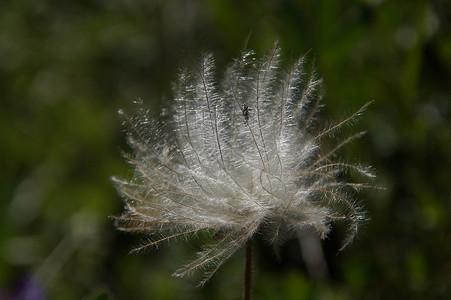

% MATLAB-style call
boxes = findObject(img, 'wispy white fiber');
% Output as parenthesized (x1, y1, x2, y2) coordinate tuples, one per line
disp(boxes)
(112, 42, 375, 285)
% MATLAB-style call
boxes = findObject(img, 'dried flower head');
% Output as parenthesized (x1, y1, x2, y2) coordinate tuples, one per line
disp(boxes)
(112, 42, 375, 285)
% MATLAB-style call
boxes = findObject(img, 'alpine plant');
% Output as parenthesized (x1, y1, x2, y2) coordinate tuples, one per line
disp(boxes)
(112, 42, 375, 285)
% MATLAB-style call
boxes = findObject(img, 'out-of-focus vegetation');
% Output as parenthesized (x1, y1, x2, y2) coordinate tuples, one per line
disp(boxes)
(1, 0, 450, 299)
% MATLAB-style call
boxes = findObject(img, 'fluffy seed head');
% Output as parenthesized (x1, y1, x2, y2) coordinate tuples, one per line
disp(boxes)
(112, 42, 375, 285)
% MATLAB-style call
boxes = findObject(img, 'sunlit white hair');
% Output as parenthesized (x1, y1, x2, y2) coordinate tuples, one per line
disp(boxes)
(112, 41, 375, 285)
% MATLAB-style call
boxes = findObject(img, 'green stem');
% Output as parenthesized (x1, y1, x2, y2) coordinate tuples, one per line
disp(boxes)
(243, 239, 253, 300)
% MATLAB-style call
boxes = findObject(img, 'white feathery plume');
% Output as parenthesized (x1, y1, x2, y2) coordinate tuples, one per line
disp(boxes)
(112, 41, 375, 286)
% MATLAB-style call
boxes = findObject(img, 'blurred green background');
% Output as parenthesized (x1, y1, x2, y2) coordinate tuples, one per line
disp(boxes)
(1, 0, 450, 299)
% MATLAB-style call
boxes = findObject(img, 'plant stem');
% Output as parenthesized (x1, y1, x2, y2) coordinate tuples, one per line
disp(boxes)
(243, 239, 253, 300)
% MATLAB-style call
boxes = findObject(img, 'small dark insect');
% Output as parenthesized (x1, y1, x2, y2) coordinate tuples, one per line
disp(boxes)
(212, 229, 229, 241)
(241, 104, 251, 122)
